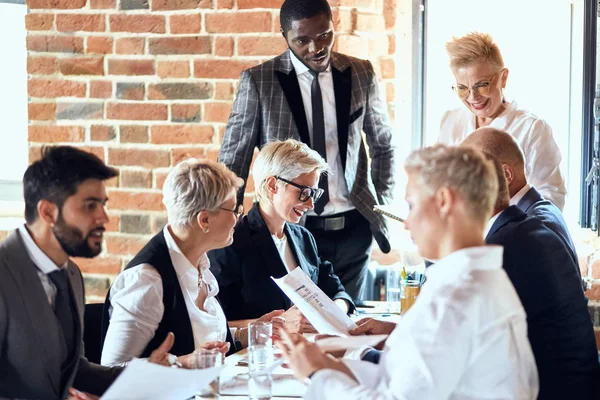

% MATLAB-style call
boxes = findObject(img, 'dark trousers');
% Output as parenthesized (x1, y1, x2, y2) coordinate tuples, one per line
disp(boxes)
(306, 209, 373, 301)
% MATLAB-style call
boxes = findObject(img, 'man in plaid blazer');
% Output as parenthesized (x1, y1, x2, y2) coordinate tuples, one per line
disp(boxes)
(218, 0, 395, 300)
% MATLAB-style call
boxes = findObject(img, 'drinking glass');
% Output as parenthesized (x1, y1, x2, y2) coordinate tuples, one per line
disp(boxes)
(400, 279, 421, 314)
(386, 266, 402, 313)
(248, 344, 273, 400)
(248, 321, 272, 347)
(194, 349, 223, 398)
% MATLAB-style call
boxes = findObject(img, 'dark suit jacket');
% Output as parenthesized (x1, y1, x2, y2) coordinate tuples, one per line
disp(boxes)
(485, 207, 599, 400)
(219, 49, 395, 253)
(516, 186, 580, 278)
(208, 203, 354, 321)
(0, 230, 120, 400)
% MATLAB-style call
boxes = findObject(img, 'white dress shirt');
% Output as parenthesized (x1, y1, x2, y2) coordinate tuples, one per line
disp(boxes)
(271, 233, 298, 273)
(101, 226, 228, 366)
(290, 51, 354, 216)
(510, 183, 532, 206)
(308, 246, 539, 400)
(439, 101, 566, 210)
(18, 224, 65, 308)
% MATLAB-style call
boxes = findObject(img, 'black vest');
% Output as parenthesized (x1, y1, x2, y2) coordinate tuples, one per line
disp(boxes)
(101, 230, 236, 358)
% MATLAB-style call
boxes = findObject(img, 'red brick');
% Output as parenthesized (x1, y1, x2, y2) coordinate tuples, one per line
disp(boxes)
(91, 125, 116, 141)
(237, 0, 281, 8)
(56, 102, 104, 120)
(59, 57, 104, 75)
(355, 13, 384, 32)
(27, 56, 58, 75)
(27, 0, 86, 9)
(383, 0, 396, 29)
(109, 15, 165, 33)
(335, 34, 366, 57)
(28, 103, 56, 121)
(338, 0, 371, 6)
(28, 78, 86, 98)
(120, 125, 149, 143)
(27, 35, 83, 53)
(108, 59, 155, 76)
(385, 82, 395, 102)
(272, 12, 280, 33)
(151, 125, 213, 144)
(205, 12, 271, 33)
(149, 36, 211, 55)
(388, 34, 395, 54)
(87, 36, 113, 54)
(25, 14, 54, 31)
(204, 148, 220, 163)
(105, 235, 147, 256)
(107, 102, 167, 120)
(116, 38, 145, 54)
(157, 61, 190, 78)
(120, 169, 152, 188)
(216, 0, 233, 8)
(56, 14, 105, 32)
(153, 170, 169, 189)
(170, 14, 201, 34)
(28, 125, 84, 142)
(215, 82, 234, 100)
(214, 36, 233, 57)
(194, 59, 256, 79)
(107, 190, 165, 211)
(171, 147, 205, 165)
(109, 148, 170, 168)
(152, 0, 210, 10)
(592, 259, 600, 279)
(203, 102, 231, 123)
(332, 9, 354, 33)
(380, 57, 395, 79)
(90, 80, 112, 98)
(148, 83, 212, 100)
(90, 0, 116, 8)
(73, 256, 122, 275)
(237, 36, 286, 56)
(116, 83, 145, 100)
(171, 104, 201, 123)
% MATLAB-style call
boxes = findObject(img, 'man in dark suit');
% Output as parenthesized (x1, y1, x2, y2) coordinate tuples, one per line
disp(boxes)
(0, 146, 172, 400)
(483, 155, 599, 400)
(219, 0, 395, 300)
(462, 127, 580, 275)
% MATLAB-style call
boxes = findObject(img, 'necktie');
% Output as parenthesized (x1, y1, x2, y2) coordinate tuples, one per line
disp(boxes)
(48, 269, 76, 361)
(309, 70, 330, 215)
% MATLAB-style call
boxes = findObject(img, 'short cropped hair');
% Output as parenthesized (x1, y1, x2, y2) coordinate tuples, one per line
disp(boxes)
(404, 144, 498, 223)
(446, 32, 504, 70)
(280, 0, 332, 35)
(252, 139, 330, 204)
(23, 146, 118, 224)
(462, 127, 525, 171)
(162, 159, 243, 229)
(482, 152, 511, 212)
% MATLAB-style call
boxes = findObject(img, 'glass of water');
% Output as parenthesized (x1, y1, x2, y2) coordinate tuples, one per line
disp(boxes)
(248, 344, 273, 400)
(248, 321, 272, 347)
(386, 266, 402, 312)
(194, 349, 223, 398)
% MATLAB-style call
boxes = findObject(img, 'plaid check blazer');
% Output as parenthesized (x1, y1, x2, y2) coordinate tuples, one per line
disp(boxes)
(219, 49, 395, 252)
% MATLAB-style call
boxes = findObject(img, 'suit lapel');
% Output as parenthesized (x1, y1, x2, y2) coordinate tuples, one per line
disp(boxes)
(516, 187, 542, 214)
(284, 225, 318, 284)
(247, 206, 289, 280)
(486, 206, 526, 240)
(4, 231, 63, 395)
(66, 262, 83, 360)
(331, 62, 351, 171)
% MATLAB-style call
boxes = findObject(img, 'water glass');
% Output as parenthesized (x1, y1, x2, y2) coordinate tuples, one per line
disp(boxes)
(248, 321, 272, 347)
(194, 349, 223, 398)
(400, 279, 421, 314)
(248, 345, 273, 400)
(386, 266, 402, 312)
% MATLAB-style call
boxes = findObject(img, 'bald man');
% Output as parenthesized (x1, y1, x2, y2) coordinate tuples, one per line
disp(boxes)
(462, 127, 580, 280)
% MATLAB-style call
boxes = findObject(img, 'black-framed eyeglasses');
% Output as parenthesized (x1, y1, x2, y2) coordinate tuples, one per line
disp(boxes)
(451, 68, 505, 99)
(276, 176, 324, 203)
(219, 204, 244, 219)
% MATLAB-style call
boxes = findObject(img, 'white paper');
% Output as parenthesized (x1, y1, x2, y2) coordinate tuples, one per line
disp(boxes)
(101, 359, 220, 400)
(272, 268, 357, 336)
(315, 334, 388, 352)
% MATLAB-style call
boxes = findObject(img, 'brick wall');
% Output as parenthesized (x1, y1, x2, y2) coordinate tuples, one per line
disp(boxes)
(24, 0, 397, 299)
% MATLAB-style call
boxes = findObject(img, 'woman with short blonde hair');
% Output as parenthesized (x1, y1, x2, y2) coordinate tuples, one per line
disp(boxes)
(439, 31, 566, 210)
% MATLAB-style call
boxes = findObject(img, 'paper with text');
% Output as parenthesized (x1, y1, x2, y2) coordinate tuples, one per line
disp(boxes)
(315, 334, 388, 352)
(101, 359, 220, 400)
(272, 268, 357, 336)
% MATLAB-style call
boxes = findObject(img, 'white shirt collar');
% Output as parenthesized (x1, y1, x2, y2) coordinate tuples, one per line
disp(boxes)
(509, 183, 531, 206)
(426, 245, 504, 286)
(484, 212, 501, 238)
(290, 50, 331, 76)
(18, 224, 66, 274)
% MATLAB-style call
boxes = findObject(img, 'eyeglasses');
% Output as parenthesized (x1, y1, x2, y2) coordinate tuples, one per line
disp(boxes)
(219, 204, 244, 219)
(452, 69, 505, 99)
(276, 176, 324, 203)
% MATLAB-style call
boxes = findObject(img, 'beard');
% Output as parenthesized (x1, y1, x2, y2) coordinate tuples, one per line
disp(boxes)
(53, 212, 103, 258)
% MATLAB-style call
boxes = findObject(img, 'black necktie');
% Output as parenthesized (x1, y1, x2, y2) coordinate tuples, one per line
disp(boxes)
(309, 70, 329, 215)
(48, 269, 76, 361)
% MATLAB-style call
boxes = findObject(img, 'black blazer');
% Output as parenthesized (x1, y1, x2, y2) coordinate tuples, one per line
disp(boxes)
(208, 203, 354, 321)
(485, 206, 599, 400)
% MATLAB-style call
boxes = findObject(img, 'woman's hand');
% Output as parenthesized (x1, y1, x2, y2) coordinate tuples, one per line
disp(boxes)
(349, 318, 396, 335)
(279, 306, 316, 334)
(176, 341, 230, 369)
(147, 332, 176, 366)
(275, 329, 355, 381)
(68, 388, 99, 400)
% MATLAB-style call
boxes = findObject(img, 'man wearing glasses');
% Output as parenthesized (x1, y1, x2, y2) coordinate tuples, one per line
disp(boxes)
(218, 0, 395, 301)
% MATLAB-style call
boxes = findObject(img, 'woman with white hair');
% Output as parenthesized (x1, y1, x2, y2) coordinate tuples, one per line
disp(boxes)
(276, 144, 539, 399)
(208, 139, 354, 334)
(100, 159, 282, 367)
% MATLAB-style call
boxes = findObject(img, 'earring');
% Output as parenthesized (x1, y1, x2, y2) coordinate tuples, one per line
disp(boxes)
(440, 210, 447, 219)
(203, 227, 209, 233)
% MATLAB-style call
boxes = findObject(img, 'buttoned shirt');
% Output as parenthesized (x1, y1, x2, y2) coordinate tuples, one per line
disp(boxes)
(309, 246, 539, 400)
(510, 183, 532, 207)
(101, 226, 227, 366)
(290, 51, 354, 216)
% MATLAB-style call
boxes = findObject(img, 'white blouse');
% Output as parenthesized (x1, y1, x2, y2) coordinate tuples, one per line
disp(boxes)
(439, 101, 566, 210)
(101, 226, 228, 366)
(271, 232, 298, 273)
(308, 246, 539, 400)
